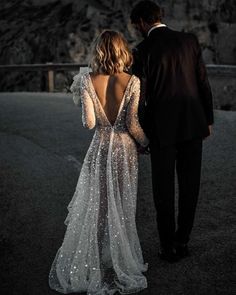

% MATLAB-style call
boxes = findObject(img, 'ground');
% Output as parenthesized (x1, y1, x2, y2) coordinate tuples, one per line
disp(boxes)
(0, 92, 235, 295)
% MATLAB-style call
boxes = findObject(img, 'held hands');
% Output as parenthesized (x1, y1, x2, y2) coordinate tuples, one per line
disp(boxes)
(204, 125, 212, 140)
(137, 144, 150, 155)
(208, 125, 212, 135)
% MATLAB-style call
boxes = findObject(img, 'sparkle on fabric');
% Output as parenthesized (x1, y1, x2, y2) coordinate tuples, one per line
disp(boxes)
(48, 72, 148, 295)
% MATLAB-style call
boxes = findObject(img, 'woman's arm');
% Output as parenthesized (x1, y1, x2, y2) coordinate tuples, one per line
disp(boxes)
(126, 78, 149, 147)
(71, 74, 96, 129)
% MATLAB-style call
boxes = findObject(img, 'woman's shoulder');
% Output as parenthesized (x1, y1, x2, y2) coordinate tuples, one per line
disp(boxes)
(130, 74, 140, 88)
(118, 72, 140, 84)
(72, 67, 92, 82)
(132, 74, 140, 82)
(70, 68, 91, 97)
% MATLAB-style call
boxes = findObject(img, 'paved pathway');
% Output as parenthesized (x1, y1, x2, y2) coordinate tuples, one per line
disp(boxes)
(0, 92, 235, 295)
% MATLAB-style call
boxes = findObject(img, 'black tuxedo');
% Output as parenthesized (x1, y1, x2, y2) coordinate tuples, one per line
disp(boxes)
(133, 26, 213, 145)
(132, 27, 214, 249)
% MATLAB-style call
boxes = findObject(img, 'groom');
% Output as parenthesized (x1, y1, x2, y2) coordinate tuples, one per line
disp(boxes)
(130, 1, 214, 262)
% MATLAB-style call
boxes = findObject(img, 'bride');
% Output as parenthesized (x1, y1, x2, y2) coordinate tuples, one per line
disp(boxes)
(48, 30, 149, 295)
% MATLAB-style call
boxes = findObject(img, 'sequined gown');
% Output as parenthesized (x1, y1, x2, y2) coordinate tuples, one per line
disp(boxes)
(48, 72, 149, 295)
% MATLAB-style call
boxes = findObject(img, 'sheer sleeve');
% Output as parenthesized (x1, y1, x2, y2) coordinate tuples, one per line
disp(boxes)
(126, 77, 149, 147)
(70, 73, 82, 106)
(70, 74, 96, 129)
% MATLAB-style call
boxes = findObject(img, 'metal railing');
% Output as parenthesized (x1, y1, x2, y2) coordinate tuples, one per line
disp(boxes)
(0, 63, 235, 92)
(205, 64, 236, 77)
(0, 63, 87, 92)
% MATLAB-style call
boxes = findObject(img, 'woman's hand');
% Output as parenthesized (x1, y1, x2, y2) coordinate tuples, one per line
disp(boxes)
(137, 144, 150, 155)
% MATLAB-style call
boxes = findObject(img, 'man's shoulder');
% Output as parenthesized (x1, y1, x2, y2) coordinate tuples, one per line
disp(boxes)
(168, 29, 199, 49)
(177, 30, 199, 44)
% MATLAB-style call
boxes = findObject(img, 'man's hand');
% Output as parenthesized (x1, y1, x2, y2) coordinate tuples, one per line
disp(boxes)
(208, 125, 212, 135)
(137, 144, 150, 155)
(204, 125, 212, 139)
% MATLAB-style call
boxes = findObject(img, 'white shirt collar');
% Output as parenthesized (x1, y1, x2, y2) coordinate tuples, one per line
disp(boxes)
(147, 24, 167, 36)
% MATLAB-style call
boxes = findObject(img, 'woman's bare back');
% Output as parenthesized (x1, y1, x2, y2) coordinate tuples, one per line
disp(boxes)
(90, 72, 132, 125)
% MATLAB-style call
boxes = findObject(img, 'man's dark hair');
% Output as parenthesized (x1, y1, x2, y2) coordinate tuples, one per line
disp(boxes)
(130, 1, 162, 25)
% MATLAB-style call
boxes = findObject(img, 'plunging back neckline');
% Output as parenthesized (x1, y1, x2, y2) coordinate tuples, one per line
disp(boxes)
(88, 73, 134, 127)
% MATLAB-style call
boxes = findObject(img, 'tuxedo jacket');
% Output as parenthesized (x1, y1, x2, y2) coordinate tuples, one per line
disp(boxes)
(132, 26, 214, 147)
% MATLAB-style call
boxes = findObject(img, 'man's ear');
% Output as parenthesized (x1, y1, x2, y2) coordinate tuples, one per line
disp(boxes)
(139, 18, 145, 27)
(139, 19, 150, 32)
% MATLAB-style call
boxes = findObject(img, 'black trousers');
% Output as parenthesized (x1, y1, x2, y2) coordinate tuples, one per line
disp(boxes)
(149, 137, 203, 249)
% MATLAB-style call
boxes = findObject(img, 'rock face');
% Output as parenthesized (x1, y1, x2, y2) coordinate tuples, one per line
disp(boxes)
(0, 0, 235, 95)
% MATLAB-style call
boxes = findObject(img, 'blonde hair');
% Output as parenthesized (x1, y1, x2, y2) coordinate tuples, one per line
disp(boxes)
(89, 30, 133, 75)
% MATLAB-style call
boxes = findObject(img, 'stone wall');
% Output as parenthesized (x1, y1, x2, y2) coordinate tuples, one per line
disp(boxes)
(1, 0, 235, 66)
(0, 0, 235, 108)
